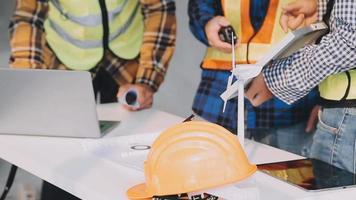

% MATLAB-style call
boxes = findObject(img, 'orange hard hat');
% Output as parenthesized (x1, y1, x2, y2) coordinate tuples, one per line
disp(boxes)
(127, 121, 256, 199)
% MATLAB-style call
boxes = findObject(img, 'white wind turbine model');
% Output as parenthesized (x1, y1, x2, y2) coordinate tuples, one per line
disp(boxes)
(221, 22, 328, 147)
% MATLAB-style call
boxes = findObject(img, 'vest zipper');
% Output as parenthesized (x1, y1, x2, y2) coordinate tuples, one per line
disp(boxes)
(98, 0, 110, 51)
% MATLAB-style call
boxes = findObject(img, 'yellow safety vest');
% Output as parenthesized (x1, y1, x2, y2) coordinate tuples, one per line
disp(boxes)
(202, 0, 294, 70)
(44, 0, 144, 70)
(319, 69, 356, 105)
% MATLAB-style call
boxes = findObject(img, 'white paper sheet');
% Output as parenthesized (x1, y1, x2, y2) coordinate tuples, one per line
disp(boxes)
(81, 132, 161, 171)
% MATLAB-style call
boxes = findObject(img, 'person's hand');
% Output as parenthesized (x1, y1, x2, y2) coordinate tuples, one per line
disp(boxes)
(245, 74, 273, 106)
(117, 83, 154, 111)
(305, 105, 320, 133)
(280, 0, 318, 32)
(205, 16, 236, 53)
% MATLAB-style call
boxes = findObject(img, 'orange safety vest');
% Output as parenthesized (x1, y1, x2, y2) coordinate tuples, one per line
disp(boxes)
(202, 0, 294, 70)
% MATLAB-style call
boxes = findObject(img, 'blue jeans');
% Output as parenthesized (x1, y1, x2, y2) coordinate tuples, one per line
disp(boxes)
(310, 107, 356, 173)
(246, 122, 314, 157)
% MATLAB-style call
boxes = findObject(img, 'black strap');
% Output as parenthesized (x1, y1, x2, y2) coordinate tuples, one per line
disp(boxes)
(316, 0, 335, 44)
(0, 165, 18, 200)
(249, 0, 270, 32)
(341, 71, 352, 100)
(98, 0, 109, 51)
(323, 0, 335, 24)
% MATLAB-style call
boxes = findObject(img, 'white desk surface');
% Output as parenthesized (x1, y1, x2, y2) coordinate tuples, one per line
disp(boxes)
(0, 103, 355, 200)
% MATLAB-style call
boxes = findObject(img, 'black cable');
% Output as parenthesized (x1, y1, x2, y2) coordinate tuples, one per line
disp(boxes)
(246, 31, 258, 64)
(183, 114, 195, 122)
(1, 165, 18, 200)
(98, 0, 109, 51)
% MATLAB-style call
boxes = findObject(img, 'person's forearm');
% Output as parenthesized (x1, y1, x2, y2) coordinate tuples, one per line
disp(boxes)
(136, 0, 176, 91)
(9, 0, 48, 68)
(188, 0, 220, 46)
(264, 1, 356, 104)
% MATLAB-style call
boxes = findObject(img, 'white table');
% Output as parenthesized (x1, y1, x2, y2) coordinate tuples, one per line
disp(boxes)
(0, 103, 355, 200)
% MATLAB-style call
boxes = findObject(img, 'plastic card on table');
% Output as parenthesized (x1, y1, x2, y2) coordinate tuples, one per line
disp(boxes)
(81, 132, 161, 171)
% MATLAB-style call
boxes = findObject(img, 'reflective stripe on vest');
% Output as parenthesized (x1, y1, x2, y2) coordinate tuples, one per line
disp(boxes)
(202, 0, 294, 70)
(319, 69, 356, 101)
(44, 0, 144, 70)
(51, 0, 129, 26)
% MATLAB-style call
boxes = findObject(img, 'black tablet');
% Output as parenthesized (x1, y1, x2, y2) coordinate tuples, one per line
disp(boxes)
(258, 158, 356, 191)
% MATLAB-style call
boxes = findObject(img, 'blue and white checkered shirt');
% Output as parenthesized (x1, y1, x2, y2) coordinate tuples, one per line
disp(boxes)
(264, 0, 356, 104)
(189, 0, 319, 131)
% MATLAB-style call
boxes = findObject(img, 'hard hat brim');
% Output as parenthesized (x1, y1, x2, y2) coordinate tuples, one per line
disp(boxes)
(126, 166, 257, 199)
(127, 183, 152, 200)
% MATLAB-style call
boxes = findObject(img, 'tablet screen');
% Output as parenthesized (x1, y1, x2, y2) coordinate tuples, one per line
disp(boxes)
(258, 158, 356, 191)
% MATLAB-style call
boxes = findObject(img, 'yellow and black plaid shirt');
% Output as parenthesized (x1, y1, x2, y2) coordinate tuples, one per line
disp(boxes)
(9, 0, 176, 91)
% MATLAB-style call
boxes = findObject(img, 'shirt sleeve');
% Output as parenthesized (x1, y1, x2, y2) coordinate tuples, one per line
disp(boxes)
(135, 0, 176, 92)
(9, 0, 48, 68)
(263, 0, 356, 104)
(318, 0, 330, 21)
(188, 0, 221, 46)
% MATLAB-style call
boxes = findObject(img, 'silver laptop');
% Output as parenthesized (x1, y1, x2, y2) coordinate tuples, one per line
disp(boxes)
(0, 68, 119, 138)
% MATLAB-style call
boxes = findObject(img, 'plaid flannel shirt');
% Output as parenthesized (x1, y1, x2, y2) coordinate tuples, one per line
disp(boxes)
(189, 0, 318, 130)
(264, 0, 356, 104)
(9, 0, 176, 92)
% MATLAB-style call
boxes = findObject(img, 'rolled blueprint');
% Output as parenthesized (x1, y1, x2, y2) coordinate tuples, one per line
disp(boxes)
(119, 88, 140, 109)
